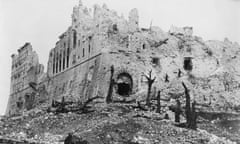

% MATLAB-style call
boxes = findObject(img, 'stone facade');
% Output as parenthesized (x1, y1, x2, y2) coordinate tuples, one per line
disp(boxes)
(6, 43, 44, 115)
(6, 1, 240, 116)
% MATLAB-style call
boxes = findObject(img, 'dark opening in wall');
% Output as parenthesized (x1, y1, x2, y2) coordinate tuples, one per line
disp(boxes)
(89, 44, 91, 53)
(73, 30, 77, 48)
(117, 83, 131, 96)
(53, 63, 55, 74)
(152, 57, 159, 65)
(16, 98, 23, 109)
(67, 48, 70, 68)
(142, 44, 146, 49)
(59, 53, 62, 72)
(25, 93, 35, 110)
(113, 24, 118, 31)
(53, 52, 55, 74)
(83, 48, 85, 57)
(116, 73, 133, 96)
(88, 36, 92, 54)
(183, 57, 193, 71)
(63, 50, 65, 70)
(56, 53, 59, 73)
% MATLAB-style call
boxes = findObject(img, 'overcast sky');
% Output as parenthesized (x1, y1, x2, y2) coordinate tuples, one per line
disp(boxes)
(0, 0, 239, 115)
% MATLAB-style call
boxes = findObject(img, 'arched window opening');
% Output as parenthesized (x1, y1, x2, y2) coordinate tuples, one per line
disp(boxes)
(113, 24, 118, 31)
(89, 44, 91, 53)
(67, 50, 69, 68)
(53, 51, 55, 74)
(73, 30, 77, 48)
(56, 52, 59, 73)
(88, 36, 92, 54)
(83, 48, 85, 57)
(142, 44, 146, 49)
(63, 50, 65, 70)
(59, 52, 62, 72)
(183, 57, 193, 71)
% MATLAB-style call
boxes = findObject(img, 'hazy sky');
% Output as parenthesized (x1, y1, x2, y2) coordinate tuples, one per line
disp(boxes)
(0, 0, 239, 115)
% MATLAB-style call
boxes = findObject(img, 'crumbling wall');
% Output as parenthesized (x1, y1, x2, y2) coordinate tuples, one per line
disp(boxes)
(7, 1, 240, 115)
(6, 43, 46, 116)
(47, 54, 102, 103)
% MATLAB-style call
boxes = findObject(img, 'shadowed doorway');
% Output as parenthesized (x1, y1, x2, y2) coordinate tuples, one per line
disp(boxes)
(116, 73, 133, 96)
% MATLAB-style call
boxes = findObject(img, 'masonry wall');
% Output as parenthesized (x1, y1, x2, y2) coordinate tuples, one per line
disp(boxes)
(47, 53, 102, 102)
(6, 1, 240, 116)
(6, 43, 44, 116)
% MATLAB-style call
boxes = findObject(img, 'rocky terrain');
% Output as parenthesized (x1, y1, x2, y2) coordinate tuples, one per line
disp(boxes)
(0, 102, 240, 144)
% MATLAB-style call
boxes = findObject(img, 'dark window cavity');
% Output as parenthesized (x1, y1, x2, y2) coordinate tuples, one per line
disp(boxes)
(183, 57, 193, 71)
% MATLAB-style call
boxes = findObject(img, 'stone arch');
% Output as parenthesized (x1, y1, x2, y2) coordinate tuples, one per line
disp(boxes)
(114, 68, 137, 94)
(115, 72, 133, 96)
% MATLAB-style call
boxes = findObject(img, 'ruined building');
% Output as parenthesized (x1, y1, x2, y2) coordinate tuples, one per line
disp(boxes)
(6, 1, 240, 115)
(6, 43, 45, 115)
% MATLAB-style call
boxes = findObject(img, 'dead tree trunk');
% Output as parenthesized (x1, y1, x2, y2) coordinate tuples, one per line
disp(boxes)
(182, 82, 191, 125)
(156, 90, 161, 113)
(189, 101, 197, 130)
(143, 70, 156, 107)
(106, 65, 114, 103)
(175, 99, 181, 123)
(182, 82, 197, 129)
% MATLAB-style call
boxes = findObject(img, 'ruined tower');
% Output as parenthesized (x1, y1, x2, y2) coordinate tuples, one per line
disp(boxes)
(6, 43, 44, 115)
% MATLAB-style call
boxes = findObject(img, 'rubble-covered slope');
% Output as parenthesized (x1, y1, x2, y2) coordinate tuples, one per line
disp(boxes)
(0, 104, 239, 144)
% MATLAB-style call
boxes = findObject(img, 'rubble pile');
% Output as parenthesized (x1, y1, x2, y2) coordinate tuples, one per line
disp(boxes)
(0, 103, 239, 144)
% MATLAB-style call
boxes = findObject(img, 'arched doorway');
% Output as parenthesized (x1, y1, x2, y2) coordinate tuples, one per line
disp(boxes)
(116, 73, 133, 96)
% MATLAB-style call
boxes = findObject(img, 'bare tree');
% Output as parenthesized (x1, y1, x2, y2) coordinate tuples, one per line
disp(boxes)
(182, 82, 197, 130)
(175, 99, 181, 123)
(143, 70, 156, 107)
(182, 82, 191, 125)
(106, 65, 115, 103)
(189, 101, 197, 129)
(156, 90, 161, 113)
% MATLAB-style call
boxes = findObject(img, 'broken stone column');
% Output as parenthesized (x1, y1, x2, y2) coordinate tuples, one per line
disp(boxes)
(128, 8, 139, 32)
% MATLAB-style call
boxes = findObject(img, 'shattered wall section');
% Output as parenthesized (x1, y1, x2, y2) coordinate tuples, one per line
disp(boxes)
(6, 43, 46, 116)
